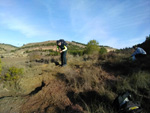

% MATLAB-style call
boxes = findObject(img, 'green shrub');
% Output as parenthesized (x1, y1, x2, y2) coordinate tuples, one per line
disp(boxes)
(67, 43, 85, 56)
(11, 50, 16, 52)
(2, 66, 23, 81)
(99, 47, 107, 55)
(48, 49, 59, 56)
(69, 50, 84, 56)
(84, 40, 100, 54)
(49, 51, 59, 56)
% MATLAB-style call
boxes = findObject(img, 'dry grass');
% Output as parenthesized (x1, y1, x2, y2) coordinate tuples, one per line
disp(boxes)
(0, 49, 150, 113)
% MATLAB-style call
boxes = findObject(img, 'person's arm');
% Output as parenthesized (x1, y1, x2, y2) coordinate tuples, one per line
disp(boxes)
(62, 46, 67, 52)
(131, 49, 138, 57)
(62, 46, 67, 51)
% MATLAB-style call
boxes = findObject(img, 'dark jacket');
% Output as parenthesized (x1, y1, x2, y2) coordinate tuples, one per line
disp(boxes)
(57, 45, 67, 52)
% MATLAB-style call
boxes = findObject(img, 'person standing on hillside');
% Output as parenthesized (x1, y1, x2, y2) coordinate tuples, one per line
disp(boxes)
(56, 39, 68, 67)
(131, 46, 147, 61)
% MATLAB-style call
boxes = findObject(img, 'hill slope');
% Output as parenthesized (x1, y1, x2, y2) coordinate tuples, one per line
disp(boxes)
(0, 37, 149, 113)
(0, 43, 17, 54)
(1, 40, 116, 58)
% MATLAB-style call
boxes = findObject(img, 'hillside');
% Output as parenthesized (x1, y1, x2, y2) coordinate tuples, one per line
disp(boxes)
(0, 38, 149, 113)
(23, 41, 86, 48)
(0, 43, 17, 54)
(1, 40, 116, 58)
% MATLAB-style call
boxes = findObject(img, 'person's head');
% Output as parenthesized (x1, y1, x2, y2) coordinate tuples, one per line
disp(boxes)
(133, 45, 138, 50)
(57, 41, 61, 46)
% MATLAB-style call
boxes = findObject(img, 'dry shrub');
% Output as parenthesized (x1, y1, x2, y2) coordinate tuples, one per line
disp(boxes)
(62, 67, 84, 91)
(113, 71, 150, 95)
(28, 51, 42, 61)
(129, 71, 150, 90)
(80, 67, 100, 90)
(112, 71, 150, 113)
(99, 51, 129, 63)
(57, 54, 120, 113)
(67, 55, 84, 67)
(61, 57, 112, 93)
(88, 53, 99, 62)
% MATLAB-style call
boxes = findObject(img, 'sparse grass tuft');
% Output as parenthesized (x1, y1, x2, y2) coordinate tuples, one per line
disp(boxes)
(129, 71, 150, 90)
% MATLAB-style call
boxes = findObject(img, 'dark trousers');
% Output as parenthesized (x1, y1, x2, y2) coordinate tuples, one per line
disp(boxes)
(61, 51, 67, 66)
(135, 54, 146, 60)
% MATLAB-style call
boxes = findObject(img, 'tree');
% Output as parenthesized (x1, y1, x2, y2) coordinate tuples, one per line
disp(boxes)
(84, 40, 100, 54)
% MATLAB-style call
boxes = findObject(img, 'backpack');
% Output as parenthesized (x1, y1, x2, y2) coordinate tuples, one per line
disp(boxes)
(57, 39, 68, 47)
(113, 92, 142, 113)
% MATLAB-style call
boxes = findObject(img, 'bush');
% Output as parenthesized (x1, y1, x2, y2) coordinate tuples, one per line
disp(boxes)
(69, 50, 84, 56)
(11, 50, 16, 52)
(99, 47, 107, 55)
(129, 71, 150, 90)
(29, 51, 42, 61)
(84, 40, 100, 54)
(48, 49, 59, 56)
(2, 66, 23, 81)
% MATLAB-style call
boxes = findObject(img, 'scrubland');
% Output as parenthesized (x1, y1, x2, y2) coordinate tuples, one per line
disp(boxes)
(0, 49, 149, 113)
(0, 38, 150, 113)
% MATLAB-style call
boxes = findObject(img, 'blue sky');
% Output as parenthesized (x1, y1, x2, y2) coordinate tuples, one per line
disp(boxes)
(0, 0, 150, 48)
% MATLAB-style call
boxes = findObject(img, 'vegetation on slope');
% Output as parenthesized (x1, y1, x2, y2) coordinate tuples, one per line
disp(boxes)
(0, 36, 149, 113)
(0, 43, 18, 54)
(6, 40, 111, 58)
